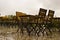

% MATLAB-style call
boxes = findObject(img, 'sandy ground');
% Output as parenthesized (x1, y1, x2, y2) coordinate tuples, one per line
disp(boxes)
(0, 26, 60, 40)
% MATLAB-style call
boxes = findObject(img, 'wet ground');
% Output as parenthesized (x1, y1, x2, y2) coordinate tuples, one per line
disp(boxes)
(0, 26, 60, 40)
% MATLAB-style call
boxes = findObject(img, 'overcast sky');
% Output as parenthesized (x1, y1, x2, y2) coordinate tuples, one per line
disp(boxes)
(0, 0, 60, 17)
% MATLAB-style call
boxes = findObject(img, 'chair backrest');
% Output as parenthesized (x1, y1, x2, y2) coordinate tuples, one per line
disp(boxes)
(38, 8, 47, 18)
